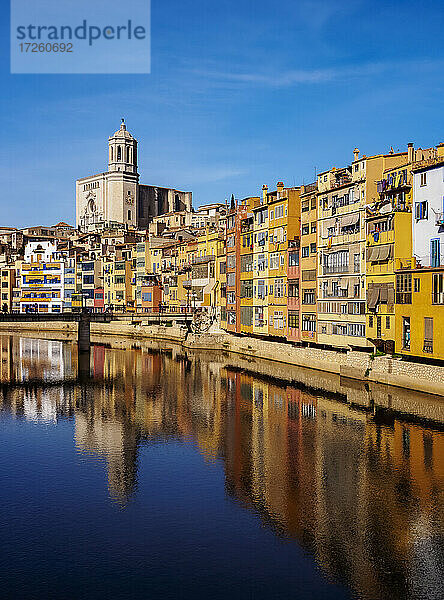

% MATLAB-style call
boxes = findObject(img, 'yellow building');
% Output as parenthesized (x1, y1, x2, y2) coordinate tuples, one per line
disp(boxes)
(240, 206, 254, 334)
(299, 182, 318, 343)
(103, 256, 132, 311)
(317, 149, 408, 350)
(0, 266, 16, 312)
(267, 183, 300, 338)
(394, 265, 444, 360)
(366, 163, 413, 353)
(252, 186, 270, 336)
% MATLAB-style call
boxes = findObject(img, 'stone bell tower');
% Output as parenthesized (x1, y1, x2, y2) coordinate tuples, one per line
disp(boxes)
(108, 118, 138, 174)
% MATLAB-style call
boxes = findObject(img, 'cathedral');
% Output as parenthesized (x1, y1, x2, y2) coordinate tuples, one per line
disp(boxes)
(75, 120, 192, 231)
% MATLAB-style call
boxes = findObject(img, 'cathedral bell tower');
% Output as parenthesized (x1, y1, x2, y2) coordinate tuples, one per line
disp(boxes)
(108, 118, 138, 174)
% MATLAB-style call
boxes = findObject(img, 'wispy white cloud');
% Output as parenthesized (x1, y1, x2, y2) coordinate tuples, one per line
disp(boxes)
(188, 58, 444, 89)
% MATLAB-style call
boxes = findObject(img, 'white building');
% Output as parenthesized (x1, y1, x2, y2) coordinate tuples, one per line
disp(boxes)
(412, 146, 444, 268)
(190, 203, 227, 230)
(19, 241, 65, 313)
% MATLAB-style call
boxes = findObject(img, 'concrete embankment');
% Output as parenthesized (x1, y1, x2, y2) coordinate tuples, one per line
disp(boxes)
(1, 319, 444, 398)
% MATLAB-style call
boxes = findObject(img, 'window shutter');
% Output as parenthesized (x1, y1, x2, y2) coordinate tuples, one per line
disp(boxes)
(424, 317, 433, 341)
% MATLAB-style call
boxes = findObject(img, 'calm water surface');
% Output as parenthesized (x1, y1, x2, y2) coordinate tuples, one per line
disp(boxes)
(0, 334, 443, 600)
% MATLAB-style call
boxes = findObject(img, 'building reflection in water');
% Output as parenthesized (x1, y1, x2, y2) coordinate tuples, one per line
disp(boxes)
(0, 334, 442, 599)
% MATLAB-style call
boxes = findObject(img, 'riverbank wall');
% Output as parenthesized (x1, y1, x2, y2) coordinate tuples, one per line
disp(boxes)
(1, 319, 443, 398)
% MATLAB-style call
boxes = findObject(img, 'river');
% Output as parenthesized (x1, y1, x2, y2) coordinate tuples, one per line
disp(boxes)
(0, 334, 443, 599)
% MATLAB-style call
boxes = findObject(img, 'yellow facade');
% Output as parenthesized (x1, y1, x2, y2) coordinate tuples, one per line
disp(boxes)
(103, 258, 132, 311)
(366, 163, 413, 353)
(394, 267, 444, 360)
(267, 185, 300, 337)
(0, 266, 16, 312)
(299, 183, 317, 342)
(252, 188, 270, 336)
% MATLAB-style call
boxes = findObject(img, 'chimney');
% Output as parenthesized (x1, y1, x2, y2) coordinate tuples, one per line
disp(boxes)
(262, 184, 268, 202)
(408, 143, 414, 163)
(437, 143, 444, 158)
(276, 181, 284, 198)
(353, 148, 359, 162)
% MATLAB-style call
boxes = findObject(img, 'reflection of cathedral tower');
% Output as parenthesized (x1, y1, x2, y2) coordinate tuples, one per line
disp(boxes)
(74, 412, 140, 505)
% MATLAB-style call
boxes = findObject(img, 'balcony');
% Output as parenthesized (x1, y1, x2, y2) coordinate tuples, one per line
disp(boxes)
(395, 258, 416, 270)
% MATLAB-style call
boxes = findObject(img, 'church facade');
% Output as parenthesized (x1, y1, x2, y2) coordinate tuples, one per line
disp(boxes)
(76, 120, 192, 232)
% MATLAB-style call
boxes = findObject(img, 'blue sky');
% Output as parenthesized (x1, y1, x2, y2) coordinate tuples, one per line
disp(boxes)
(1, 0, 444, 227)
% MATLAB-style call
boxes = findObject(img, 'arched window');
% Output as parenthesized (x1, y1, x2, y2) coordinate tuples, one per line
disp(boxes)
(126, 147, 129, 163)
(117, 146, 121, 161)
(110, 146, 113, 161)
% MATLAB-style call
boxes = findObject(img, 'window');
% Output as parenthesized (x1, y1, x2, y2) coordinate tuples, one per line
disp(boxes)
(240, 280, 253, 298)
(311, 223, 316, 233)
(254, 306, 264, 326)
(415, 201, 428, 220)
(275, 279, 284, 297)
(431, 239, 441, 268)
(302, 289, 316, 304)
(302, 246, 309, 258)
(302, 224, 309, 235)
(269, 253, 279, 270)
(288, 312, 299, 328)
(386, 316, 390, 329)
(354, 253, 360, 273)
(227, 291, 235, 304)
(348, 302, 364, 314)
(396, 274, 412, 304)
(227, 311, 236, 325)
(227, 273, 235, 287)
(310, 243, 317, 254)
(332, 323, 347, 336)
(128, 210, 131, 220)
(240, 306, 253, 327)
(414, 278, 420, 292)
(240, 255, 253, 272)
(292, 260, 309, 278)
(227, 255, 236, 269)
(289, 252, 299, 267)
(432, 273, 444, 304)
(369, 315, 374, 328)
(257, 253, 267, 271)
(257, 280, 266, 300)
(424, 317, 433, 353)
(302, 314, 316, 331)
(288, 282, 299, 297)
(280, 254, 285, 267)
(420, 172, 427, 186)
(348, 323, 365, 337)
(402, 317, 411, 350)
(323, 250, 349, 274)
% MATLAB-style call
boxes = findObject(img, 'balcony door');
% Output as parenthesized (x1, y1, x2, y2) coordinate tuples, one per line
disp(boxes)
(431, 238, 440, 268)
